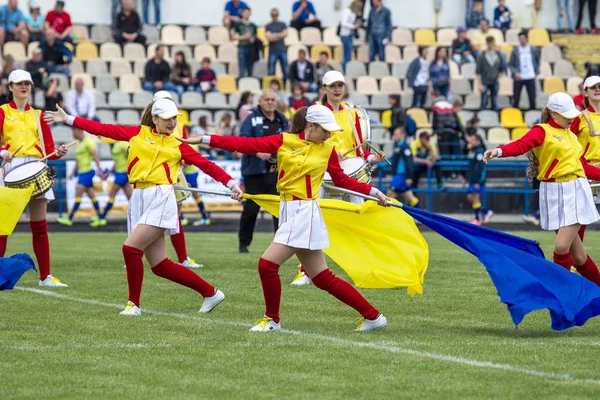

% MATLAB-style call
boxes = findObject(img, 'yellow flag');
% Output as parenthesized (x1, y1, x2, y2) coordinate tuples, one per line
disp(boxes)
(0, 185, 34, 235)
(245, 194, 429, 295)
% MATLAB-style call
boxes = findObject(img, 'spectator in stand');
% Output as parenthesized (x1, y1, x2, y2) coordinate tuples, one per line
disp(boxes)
(232, 7, 258, 79)
(234, 91, 253, 135)
(576, 0, 598, 34)
(142, 0, 161, 25)
(65, 77, 98, 121)
(340, 0, 363, 70)
(266, 8, 288, 82)
(388, 94, 406, 129)
(429, 47, 452, 98)
(407, 46, 429, 108)
(113, 0, 146, 46)
(411, 131, 445, 190)
(0, 0, 30, 48)
(276, 98, 294, 120)
(45, 1, 72, 43)
(573, 82, 585, 111)
(557, 0, 575, 32)
(471, 19, 503, 55)
(171, 51, 195, 96)
(476, 36, 504, 111)
(0, 82, 9, 105)
(269, 79, 286, 101)
(315, 51, 334, 86)
(143, 45, 173, 92)
(493, 0, 512, 31)
(467, 0, 485, 28)
(223, 0, 248, 30)
(44, 77, 63, 112)
(40, 29, 71, 76)
(452, 26, 475, 65)
(454, 98, 465, 126)
(431, 90, 465, 161)
(509, 30, 539, 110)
(194, 57, 217, 94)
(291, 0, 321, 31)
(366, 0, 392, 62)
(388, 126, 421, 209)
(25, 48, 49, 88)
(215, 112, 234, 136)
(289, 49, 317, 92)
(289, 83, 310, 111)
(26, 1, 44, 43)
(1, 55, 17, 81)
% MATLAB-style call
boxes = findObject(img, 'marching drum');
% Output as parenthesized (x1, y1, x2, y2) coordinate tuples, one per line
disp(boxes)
(175, 171, 191, 204)
(3, 161, 55, 198)
(323, 157, 371, 197)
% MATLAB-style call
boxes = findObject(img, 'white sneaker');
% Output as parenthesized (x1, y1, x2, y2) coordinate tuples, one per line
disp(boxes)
(355, 314, 388, 331)
(291, 270, 310, 286)
(119, 301, 141, 316)
(181, 257, 203, 268)
(199, 289, 225, 313)
(522, 215, 541, 226)
(249, 317, 281, 332)
(39, 275, 68, 287)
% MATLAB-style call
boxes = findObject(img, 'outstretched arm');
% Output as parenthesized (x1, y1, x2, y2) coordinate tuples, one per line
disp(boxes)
(177, 134, 284, 155)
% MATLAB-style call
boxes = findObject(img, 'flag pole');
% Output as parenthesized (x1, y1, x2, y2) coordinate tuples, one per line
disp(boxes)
(173, 186, 233, 197)
(320, 184, 403, 209)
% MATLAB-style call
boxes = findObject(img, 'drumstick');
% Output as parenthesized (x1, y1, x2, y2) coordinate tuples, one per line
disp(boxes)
(39, 141, 77, 162)
(342, 143, 363, 157)
(0, 144, 24, 170)
(365, 142, 392, 166)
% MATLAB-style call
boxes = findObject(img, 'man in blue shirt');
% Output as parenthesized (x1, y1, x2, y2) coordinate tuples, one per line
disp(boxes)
(291, 0, 321, 31)
(366, 0, 392, 62)
(0, 0, 29, 48)
(223, 0, 248, 29)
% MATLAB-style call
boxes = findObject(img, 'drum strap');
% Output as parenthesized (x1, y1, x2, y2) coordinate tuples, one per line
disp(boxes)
(345, 107, 365, 157)
(33, 108, 47, 160)
(582, 110, 599, 137)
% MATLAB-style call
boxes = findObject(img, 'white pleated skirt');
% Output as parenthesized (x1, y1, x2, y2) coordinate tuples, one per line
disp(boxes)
(127, 185, 179, 236)
(539, 178, 599, 230)
(0, 156, 55, 200)
(273, 199, 329, 250)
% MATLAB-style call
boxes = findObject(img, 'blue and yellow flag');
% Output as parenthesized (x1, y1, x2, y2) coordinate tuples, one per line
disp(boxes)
(245, 194, 429, 294)
(0, 186, 33, 235)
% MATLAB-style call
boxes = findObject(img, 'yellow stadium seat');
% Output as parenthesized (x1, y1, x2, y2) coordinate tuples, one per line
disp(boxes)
(310, 45, 332, 63)
(500, 44, 513, 61)
(543, 77, 565, 94)
(262, 75, 284, 90)
(332, 45, 343, 62)
(500, 108, 526, 128)
(511, 127, 529, 141)
(381, 110, 392, 129)
(75, 42, 98, 61)
(217, 75, 237, 94)
(528, 28, 551, 46)
(257, 26, 268, 46)
(406, 108, 432, 128)
(414, 29, 436, 46)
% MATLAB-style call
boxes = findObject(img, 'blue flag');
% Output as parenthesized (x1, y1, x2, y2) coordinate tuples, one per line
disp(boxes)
(0, 253, 37, 290)
(403, 206, 600, 330)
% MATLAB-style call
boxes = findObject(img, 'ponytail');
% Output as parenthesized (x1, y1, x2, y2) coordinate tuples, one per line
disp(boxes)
(585, 95, 590, 109)
(140, 102, 156, 128)
(290, 106, 308, 134)
(526, 150, 539, 181)
(321, 93, 328, 105)
(540, 107, 551, 124)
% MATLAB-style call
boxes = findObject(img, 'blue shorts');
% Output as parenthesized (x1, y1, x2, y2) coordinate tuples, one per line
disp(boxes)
(467, 183, 485, 194)
(185, 172, 199, 188)
(390, 174, 410, 193)
(77, 170, 95, 188)
(113, 171, 129, 186)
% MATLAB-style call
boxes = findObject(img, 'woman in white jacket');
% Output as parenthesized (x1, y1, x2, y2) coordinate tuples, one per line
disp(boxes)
(340, 0, 363, 70)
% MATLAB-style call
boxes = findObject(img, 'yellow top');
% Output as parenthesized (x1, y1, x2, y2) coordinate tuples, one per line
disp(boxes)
(575, 109, 600, 165)
(0, 103, 45, 158)
(325, 102, 365, 158)
(112, 140, 129, 173)
(533, 123, 585, 181)
(127, 125, 182, 185)
(75, 136, 96, 173)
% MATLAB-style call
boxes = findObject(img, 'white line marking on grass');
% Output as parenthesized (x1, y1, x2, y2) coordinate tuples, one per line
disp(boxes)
(14, 287, 600, 385)
(14, 343, 171, 351)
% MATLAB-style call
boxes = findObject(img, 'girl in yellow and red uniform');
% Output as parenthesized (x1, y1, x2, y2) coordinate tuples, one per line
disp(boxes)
(46, 99, 243, 315)
(484, 93, 600, 286)
(181, 105, 389, 332)
(0, 70, 68, 287)
(569, 75, 600, 242)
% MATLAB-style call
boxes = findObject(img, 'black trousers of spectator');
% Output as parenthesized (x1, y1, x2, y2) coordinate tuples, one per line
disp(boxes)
(438, 132, 461, 159)
(114, 34, 147, 46)
(577, 0, 598, 29)
(239, 172, 279, 248)
(290, 19, 322, 31)
(512, 79, 536, 110)
(412, 164, 443, 188)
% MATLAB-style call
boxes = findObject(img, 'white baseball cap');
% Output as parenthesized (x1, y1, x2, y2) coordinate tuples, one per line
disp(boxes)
(547, 92, 581, 120)
(30, 1, 41, 8)
(322, 70, 345, 86)
(583, 76, 600, 89)
(151, 98, 181, 119)
(8, 69, 33, 84)
(153, 90, 173, 101)
(306, 104, 342, 132)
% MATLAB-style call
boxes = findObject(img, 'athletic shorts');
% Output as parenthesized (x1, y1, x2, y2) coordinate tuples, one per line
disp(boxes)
(113, 171, 129, 186)
(77, 170, 95, 188)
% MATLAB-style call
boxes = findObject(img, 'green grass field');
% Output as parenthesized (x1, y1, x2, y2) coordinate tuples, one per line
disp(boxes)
(1, 231, 600, 399)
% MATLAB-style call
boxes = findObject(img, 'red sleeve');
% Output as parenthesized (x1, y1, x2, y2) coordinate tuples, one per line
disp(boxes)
(179, 143, 233, 187)
(72, 117, 139, 141)
(65, 13, 72, 27)
(182, 126, 188, 139)
(581, 157, 600, 180)
(498, 125, 546, 157)
(40, 111, 59, 159)
(0, 108, 5, 152)
(209, 134, 283, 154)
(353, 111, 371, 160)
(326, 148, 373, 195)
(571, 117, 582, 135)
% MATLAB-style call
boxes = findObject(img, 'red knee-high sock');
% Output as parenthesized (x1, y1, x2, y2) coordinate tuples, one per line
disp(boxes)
(300, 265, 308, 275)
(312, 269, 379, 320)
(170, 219, 188, 263)
(575, 256, 600, 286)
(553, 251, 572, 271)
(30, 220, 51, 280)
(578, 225, 587, 242)
(122, 245, 144, 307)
(151, 258, 215, 297)
(0, 235, 7, 257)
(258, 258, 282, 323)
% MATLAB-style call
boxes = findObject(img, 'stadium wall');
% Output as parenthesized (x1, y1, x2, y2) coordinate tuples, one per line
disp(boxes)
(23, 0, 596, 30)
